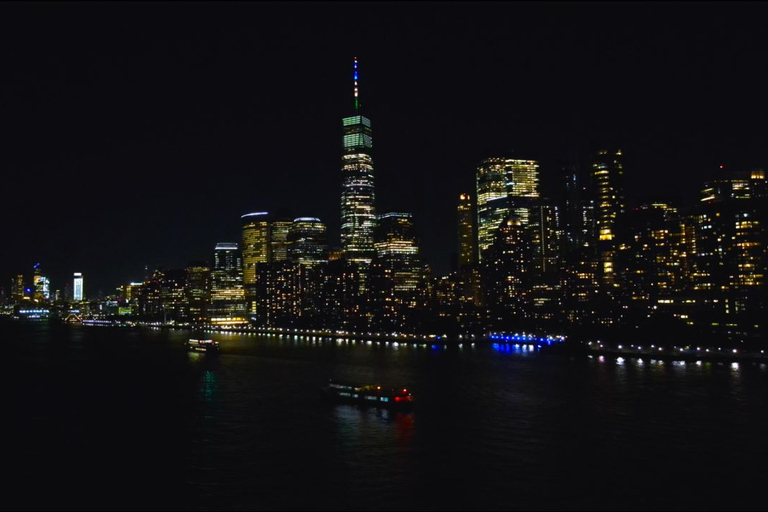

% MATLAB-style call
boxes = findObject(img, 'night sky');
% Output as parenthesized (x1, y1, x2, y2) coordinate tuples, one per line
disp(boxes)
(1, 1, 765, 295)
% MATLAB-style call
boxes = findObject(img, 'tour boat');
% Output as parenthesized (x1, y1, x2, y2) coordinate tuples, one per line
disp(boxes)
(186, 338, 220, 353)
(322, 379, 414, 408)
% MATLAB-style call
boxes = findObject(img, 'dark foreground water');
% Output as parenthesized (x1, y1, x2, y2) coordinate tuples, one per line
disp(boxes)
(3, 320, 768, 510)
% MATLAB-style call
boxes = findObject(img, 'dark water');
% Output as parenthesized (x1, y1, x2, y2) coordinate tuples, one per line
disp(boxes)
(4, 321, 768, 511)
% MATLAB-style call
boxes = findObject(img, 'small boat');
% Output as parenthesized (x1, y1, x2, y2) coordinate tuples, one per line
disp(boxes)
(321, 379, 414, 408)
(186, 338, 220, 353)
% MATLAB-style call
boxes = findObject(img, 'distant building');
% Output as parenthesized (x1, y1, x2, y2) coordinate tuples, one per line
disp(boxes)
(12, 274, 25, 303)
(457, 193, 475, 268)
(73, 272, 84, 302)
(32, 263, 50, 302)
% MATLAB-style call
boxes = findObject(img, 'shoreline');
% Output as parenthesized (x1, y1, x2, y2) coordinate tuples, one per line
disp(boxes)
(5, 316, 766, 364)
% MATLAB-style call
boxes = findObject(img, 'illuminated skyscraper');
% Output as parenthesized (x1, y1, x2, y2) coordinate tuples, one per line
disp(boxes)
(592, 149, 625, 292)
(476, 157, 540, 260)
(288, 217, 328, 267)
(482, 216, 531, 323)
(185, 262, 211, 322)
(73, 272, 84, 302)
(340, 57, 376, 264)
(621, 203, 679, 315)
(241, 212, 271, 287)
(270, 219, 293, 263)
(32, 263, 50, 302)
(457, 193, 475, 267)
(241, 212, 271, 313)
(691, 168, 767, 331)
(476, 158, 508, 260)
(593, 149, 625, 243)
(209, 243, 246, 323)
(505, 159, 540, 224)
(370, 212, 428, 330)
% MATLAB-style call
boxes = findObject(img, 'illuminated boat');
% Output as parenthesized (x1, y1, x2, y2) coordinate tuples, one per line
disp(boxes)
(186, 338, 220, 353)
(322, 379, 414, 408)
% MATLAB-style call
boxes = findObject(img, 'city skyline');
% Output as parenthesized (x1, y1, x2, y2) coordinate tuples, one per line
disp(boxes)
(1, 2, 766, 294)
(4, 5, 768, 511)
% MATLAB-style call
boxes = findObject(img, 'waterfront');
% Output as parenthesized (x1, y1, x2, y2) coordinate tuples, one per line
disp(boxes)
(4, 320, 768, 510)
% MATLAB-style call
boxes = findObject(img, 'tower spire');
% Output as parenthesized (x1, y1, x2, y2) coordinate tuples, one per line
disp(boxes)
(353, 57, 360, 112)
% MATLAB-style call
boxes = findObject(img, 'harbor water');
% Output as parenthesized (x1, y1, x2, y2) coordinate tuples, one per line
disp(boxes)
(4, 320, 767, 510)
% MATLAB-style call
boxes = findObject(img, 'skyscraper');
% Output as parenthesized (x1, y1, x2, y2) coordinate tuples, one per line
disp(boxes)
(340, 57, 376, 265)
(482, 216, 531, 323)
(185, 262, 211, 323)
(242, 212, 271, 314)
(270, 219, 293, 263)
(32, 263, 50, 302)
(592, 149, 625, 292)
(370, 212, 429, 330)
(209, 243, 246, 323)
(241, 212, 272, 287)
(476, 158, 508, 260)
(288, 217, 328, 267)
(457, 193, 475, 268)
(593, 149, 625, 243)
(12, 274, 25, 303)
(505, 159, 540, 225)
(476, 157, 540, 261)
(73, 272, 84, 302)
(691, 168, 767, 331)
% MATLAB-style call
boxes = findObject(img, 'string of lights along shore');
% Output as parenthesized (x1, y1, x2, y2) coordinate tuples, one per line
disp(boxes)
(3, 58, 766, 342)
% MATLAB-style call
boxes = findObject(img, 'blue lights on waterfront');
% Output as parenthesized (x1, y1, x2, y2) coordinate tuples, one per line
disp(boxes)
(488, 333, 565, 346)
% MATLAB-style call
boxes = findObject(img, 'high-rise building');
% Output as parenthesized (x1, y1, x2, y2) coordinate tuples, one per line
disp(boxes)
(288, 217, 328, 267)
(592, 149, 625, 293)
(593, 149, 625, 243)
(476, 157, 540, 261)
(505, 159, 540, 225)
(340, 58, 376, 265)
(477, 158, 509, 260)
(242, 212, 271, 313)
(209, 243, 246, 324)
(256, 261, 304, 327)
(457, 193, 475, 268)
(482, 216, 532, 324)
(160, 269, 187, 322)
(73, 272, 84, 302)
(370, 212, 428, 330)
(241, 212, 271, 286)
(528, 201, 565, 320)
(32, 264, 50, 302)
(185, 263, 211, 322)
(270, 219, 293, 263)
(691, 168, 767, 331)
(12, 275, 25, 303)
(529, 202, 563, 276)
(620, 203, 679, 316)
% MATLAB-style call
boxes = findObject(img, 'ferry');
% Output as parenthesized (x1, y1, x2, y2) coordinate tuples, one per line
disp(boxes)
(321, 379, 414, 408)
(186, 338, 220, 353)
